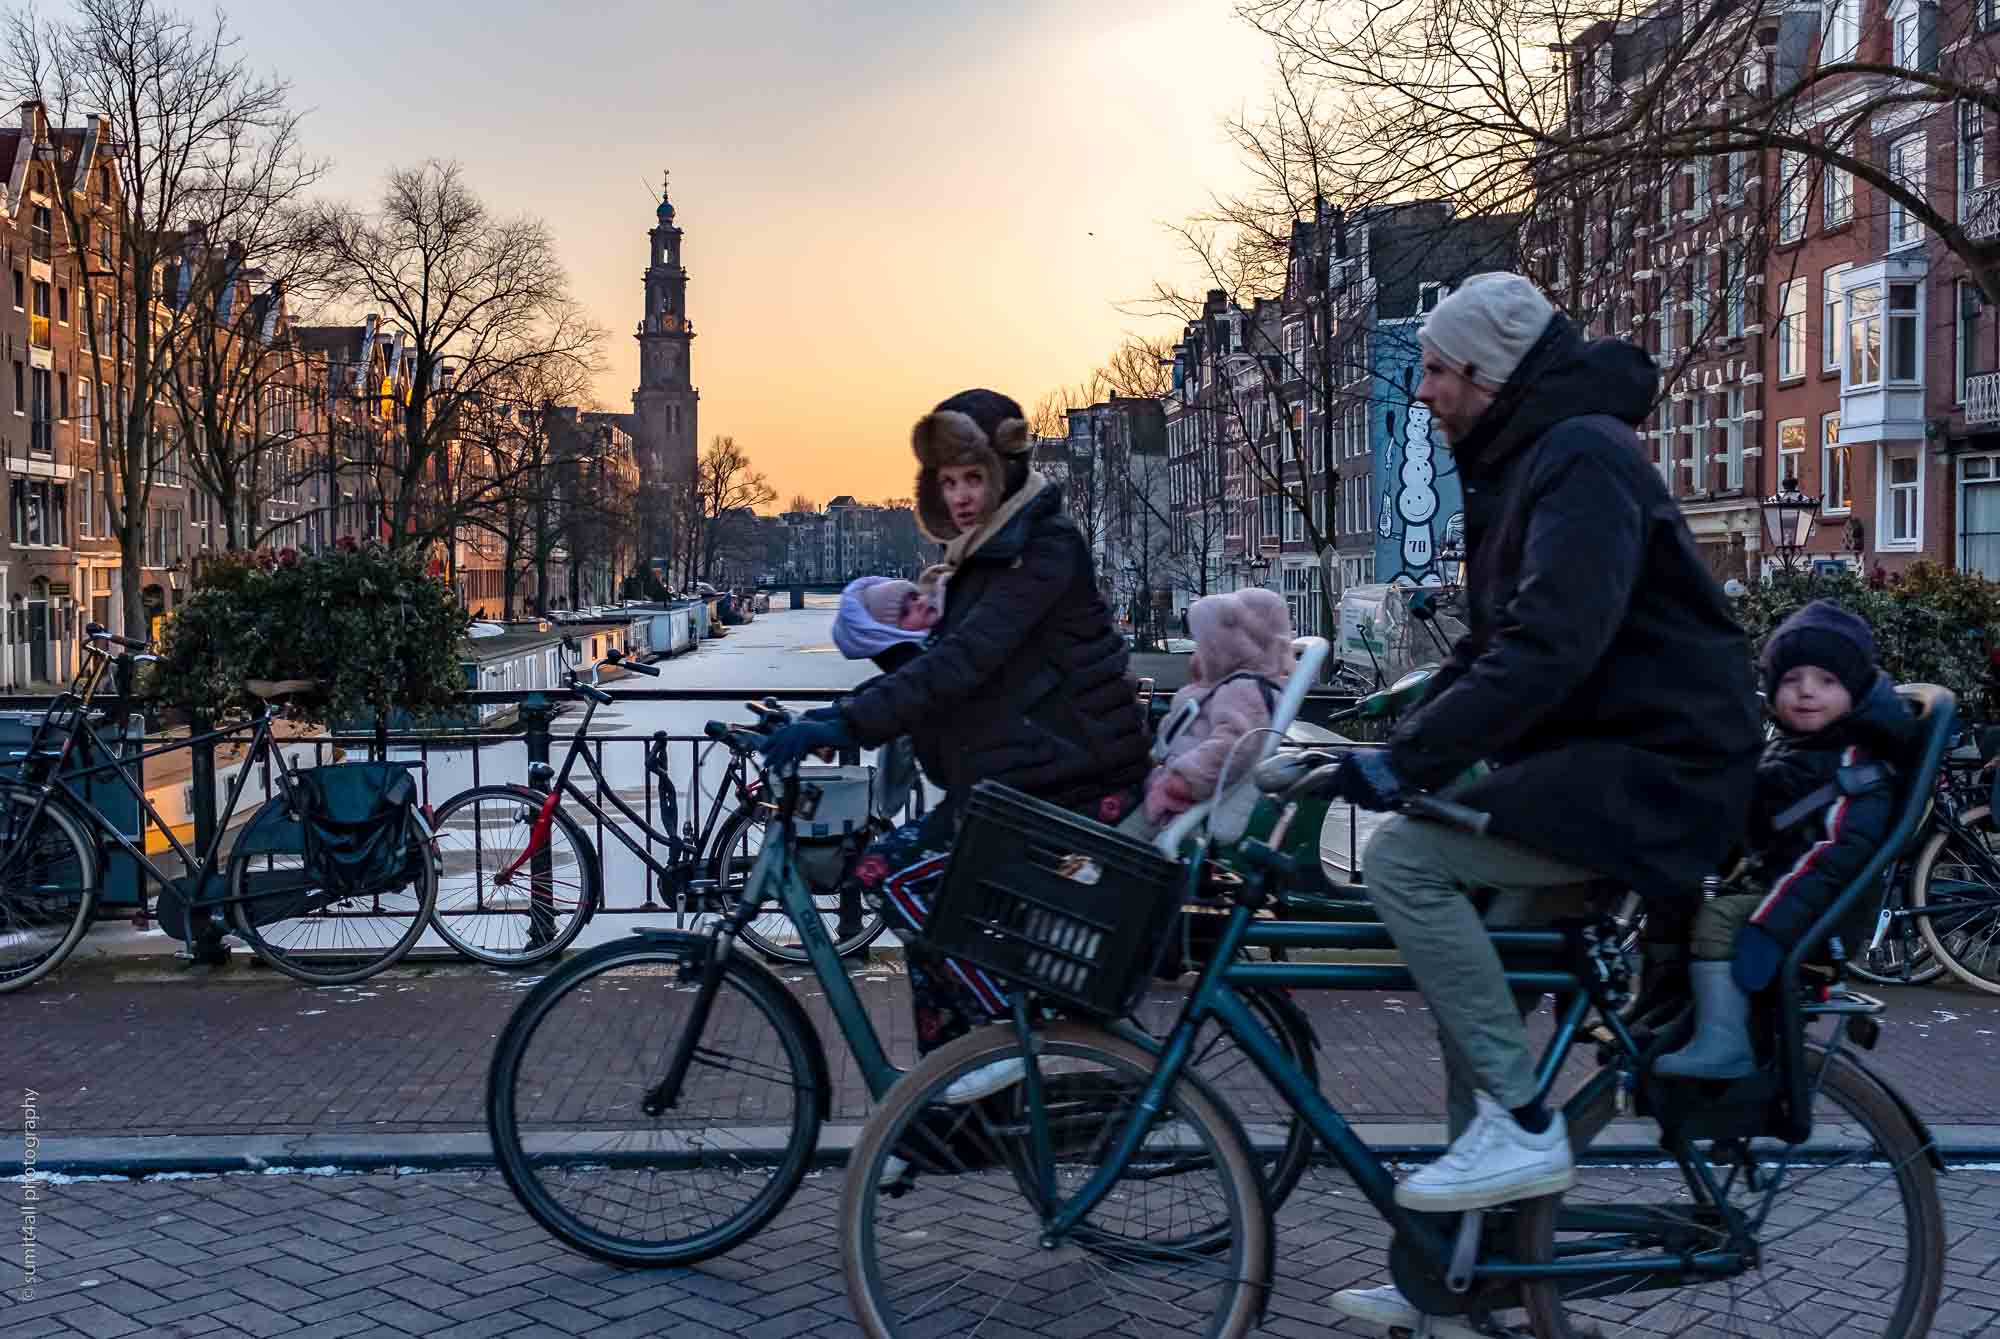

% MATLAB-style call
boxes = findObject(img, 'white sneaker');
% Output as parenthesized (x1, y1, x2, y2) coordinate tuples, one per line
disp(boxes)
(1396, 1092, 1574, 1213)
(942, 1058, 1026, 1104)
(1328, 1284, 1485, 1338)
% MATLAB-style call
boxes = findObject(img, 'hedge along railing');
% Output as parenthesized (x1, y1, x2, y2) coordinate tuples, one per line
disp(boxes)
(0, 684, 1375, 921)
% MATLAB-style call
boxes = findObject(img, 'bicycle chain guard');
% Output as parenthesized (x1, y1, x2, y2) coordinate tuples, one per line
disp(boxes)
(1387, 1208, 1522, 1320)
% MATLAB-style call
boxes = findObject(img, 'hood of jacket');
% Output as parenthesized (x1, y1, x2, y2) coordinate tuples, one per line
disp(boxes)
(1448, 313, 1659, 480)
(1185, 588, 1295, 686)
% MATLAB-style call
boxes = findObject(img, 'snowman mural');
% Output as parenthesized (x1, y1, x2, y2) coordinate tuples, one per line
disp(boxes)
(1397, 396, 1441, 582)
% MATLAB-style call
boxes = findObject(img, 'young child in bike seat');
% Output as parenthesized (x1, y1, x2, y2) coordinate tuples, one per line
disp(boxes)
(1138, 588, 1295, 831)
(1657, 600, 1909, 1080)
(831, 576, 941, 671)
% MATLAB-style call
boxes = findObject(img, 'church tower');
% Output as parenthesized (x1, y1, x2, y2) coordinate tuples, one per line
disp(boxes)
(632, 172, 698, 484)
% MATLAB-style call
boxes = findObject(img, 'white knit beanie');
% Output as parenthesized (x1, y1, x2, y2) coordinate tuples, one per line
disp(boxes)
(1418, 272, 1556, 390)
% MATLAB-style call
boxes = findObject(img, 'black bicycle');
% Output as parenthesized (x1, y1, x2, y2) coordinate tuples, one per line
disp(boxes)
(426, 647, 892, 965)
(0, 625, 439, 990)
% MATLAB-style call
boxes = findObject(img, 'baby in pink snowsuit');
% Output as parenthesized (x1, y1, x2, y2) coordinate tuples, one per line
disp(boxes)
(1143, 588, 1296, 826)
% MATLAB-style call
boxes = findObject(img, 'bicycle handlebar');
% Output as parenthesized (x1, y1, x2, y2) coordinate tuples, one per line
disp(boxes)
(84, 622, 149, 652)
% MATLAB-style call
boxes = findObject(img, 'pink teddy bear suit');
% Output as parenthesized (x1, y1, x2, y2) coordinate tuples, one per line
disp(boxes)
(1144, 588, 1297, 825)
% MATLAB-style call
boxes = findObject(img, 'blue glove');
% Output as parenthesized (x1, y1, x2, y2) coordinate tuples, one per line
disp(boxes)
(1731, 924, 1785, 993)
(1335, 748, 1405, 811)
(759, 716, 854, 771)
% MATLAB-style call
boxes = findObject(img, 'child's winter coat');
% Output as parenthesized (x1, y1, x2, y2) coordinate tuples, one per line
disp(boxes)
(1144, 588, 1296, 824)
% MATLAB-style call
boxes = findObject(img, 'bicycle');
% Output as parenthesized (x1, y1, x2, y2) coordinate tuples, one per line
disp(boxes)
(425, 647, 893, 965)
(484, 718, 1319, 1267)
(1902, 729, 2000, 994)
(838, 685, 1954, 1339)
(0, 624, 439, 991)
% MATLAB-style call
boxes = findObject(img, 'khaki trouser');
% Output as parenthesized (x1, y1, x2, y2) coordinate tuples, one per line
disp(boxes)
(1690, 891, 1762, 961)
(1364, 814, 1601, 1138)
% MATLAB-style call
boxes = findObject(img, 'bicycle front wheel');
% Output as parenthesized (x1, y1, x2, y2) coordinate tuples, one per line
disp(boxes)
(1517, 1045, 1944, 1339)
(0, 787, 99, 993)
(227, 810, 438, 985)
(709, 802, 887, 963)
(429, 786, 598, 966)
(1910, 806, 2000, 995)
(842, 1021, 1271, 1339)
(488, 937, 823, 1266)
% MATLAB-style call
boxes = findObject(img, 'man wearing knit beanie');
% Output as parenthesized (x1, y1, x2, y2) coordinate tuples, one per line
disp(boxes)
(1327, 273, 1761, 1336)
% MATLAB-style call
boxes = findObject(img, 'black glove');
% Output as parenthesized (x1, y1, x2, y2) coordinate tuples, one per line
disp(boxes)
(1334, 748, 1405, 811)
(759, 716, 855, 771)
(801, 705, 845, 724)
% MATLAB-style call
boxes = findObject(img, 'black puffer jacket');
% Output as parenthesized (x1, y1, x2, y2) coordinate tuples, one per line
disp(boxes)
(1385, 314, 1762, 906)
(841, 487, 1150, 813)
(1742, 673, 1914, 948)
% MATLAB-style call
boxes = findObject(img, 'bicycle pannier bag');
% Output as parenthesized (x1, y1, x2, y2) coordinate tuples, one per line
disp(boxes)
(292, 762, 420, 898)
(795, 764, 874, 842)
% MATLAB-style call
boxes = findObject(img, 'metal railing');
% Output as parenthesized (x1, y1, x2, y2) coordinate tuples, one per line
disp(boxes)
(1966, 370, 2000, 425)
(1964, 183, 2000, 243)
(0, 684, 1379, 924)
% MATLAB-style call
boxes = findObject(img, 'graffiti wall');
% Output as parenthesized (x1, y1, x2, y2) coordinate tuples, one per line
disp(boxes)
(1372, 319, 1465, 586)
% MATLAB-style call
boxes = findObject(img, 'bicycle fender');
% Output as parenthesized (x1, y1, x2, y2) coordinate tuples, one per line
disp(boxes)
(628, 929, 834, 1124)
(1833, 1047, 1947, 1173)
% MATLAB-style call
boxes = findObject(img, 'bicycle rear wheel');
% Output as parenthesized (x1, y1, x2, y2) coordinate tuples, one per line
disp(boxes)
(1910, 806, 2000, 995)
(841, 1021, 1271, 1339)
(429, 786, 598, 965)
(0, 787, 98, 993)
(1517, 1045, 1944, 1339)
(709, 802, 886, 962)
(227, 810, 438, 985)
(488, 938, 822, 1266)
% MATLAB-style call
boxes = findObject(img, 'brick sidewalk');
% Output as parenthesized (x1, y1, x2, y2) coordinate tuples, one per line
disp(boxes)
(4, 1164, 1998, 1338)
(10, 962, 2000, 1141)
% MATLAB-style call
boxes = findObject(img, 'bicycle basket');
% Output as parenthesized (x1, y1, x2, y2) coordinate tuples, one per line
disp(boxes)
(291, 762, 419, 898)
(923, 781, 1189, 1016)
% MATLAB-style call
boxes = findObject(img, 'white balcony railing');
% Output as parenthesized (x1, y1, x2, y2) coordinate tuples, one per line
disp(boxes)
(1965, 370, 2000, 425)
(1962, 183, 2000, 242)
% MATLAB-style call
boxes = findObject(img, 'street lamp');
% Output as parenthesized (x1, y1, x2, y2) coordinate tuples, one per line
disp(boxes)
(1760, 476, 1822, 574)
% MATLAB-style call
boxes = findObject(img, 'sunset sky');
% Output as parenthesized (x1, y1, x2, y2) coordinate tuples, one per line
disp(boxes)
(232, 0, 1273, 506)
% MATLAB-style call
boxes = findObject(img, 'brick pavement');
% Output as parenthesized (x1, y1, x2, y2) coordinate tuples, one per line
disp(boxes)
(2, 1163, 1998, 1337)
(11, 963, 2000, 1142)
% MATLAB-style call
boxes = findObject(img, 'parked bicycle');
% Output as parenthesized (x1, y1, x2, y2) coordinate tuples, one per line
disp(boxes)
(484, 717, 1319, 1267)
(0, 625, 439, 991)
(838, 687, 1954, 1339)
(425, 646, 895, 965)
(1899, 728, 2000, 994)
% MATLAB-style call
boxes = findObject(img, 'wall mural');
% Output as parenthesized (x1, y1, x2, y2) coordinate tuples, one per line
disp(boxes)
(1372, 326, 1465, 587)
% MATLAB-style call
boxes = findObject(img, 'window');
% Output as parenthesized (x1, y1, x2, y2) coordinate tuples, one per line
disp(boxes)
(1889, 133, 1926, 248)
(77, 472, 91, 537)
(1892, 0, 1922, 68)
(30, 369, 50, 454)
(1777, 279, 1807, 379)
(11, 361, 21, 414)
(31, 280, 48, 319)
(77, 379, 91, 441)
(1824, 167, 1853, 227)
(1823, 0, 1859, 62)
(1689, 156, 1711, 219)
(1822, 264, 1850, 371)
(1959, 280, 1983, 401)
(1656, 284, 1675, 360)
(1418, 282, 1446, 313)
(1964, 456, 2000, 577)
(1779, 151, 1808, 242)
(1690, 263, 1711, 341)
(10, 269, 20, 310)
(10, 480, 67, 547)
(1883, 447, 1921, 547)
(1847, 283, 1882, 386)
(1724, 388, 1746, 489)
(56, 286, 66, 324)
(1963, 102, 1987, 204)
(1888, 282, 1921, 382)
(1822, 414, 1850, 512)
(1778, 417, 1807, 486)
(1725, 243, 1747, 336)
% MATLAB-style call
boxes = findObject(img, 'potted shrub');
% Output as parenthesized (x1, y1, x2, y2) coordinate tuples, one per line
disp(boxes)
(151, 542, 471, 729)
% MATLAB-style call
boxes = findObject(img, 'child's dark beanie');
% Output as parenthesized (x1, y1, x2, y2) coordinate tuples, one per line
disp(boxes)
(1761, 599, 1876, 701)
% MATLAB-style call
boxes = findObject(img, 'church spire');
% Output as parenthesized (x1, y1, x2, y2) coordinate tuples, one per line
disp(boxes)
(633, 174, 696, 484)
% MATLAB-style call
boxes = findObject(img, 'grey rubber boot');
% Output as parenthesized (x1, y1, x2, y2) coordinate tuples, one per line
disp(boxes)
(1654, 961, 1758, 1080)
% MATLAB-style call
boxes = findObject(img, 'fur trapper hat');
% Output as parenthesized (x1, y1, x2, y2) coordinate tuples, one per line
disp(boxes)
(912, 388, 1032, 543)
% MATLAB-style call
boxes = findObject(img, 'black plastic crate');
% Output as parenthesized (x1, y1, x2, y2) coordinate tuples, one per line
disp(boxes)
(924, 781, 1190, 1016)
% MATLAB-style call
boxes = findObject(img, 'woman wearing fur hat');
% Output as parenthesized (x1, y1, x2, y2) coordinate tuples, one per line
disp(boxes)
(760, 388, 1151, 1089)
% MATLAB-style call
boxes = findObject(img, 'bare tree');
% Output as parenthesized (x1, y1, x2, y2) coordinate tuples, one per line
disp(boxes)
(691, 436, 776, 583)
(4, 0, 318, 633)
(786, 493, 817, 514)
(311, 161, 602, 549)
